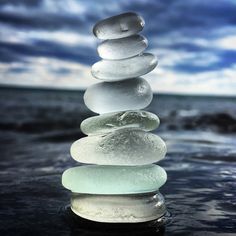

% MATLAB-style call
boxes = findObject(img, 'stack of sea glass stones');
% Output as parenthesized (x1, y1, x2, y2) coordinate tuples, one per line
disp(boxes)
(62, 12, 167, 223)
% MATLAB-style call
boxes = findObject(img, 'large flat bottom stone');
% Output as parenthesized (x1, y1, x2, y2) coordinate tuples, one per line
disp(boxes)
(71, 191, 166, 223)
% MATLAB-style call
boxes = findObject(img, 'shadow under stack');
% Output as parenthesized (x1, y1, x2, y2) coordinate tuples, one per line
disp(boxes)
(62, 12, 168, 223)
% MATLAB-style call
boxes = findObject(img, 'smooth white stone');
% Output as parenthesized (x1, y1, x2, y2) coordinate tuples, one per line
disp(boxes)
(71, 192, 166, 223)
(84, 78, 152, 114)
(80, 110, 160, 135)
(93, 12, 145, 40)
(62, 164, 167, 194)
(91, 53, 157, 81)
(71, 129, 167, 165)
(97, 34, 148, 60)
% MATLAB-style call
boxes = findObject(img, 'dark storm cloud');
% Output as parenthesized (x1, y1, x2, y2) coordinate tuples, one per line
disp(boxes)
(0, 0, 41, 7)
(0, 46, 24, 63)
(0, 11, 88, 31)
(0, 0, 235, 76)
(171, 49, 236, 73)
(0, 41, 98, 64)
(8, 67, 30, 74)
(121, 0, 236, 37)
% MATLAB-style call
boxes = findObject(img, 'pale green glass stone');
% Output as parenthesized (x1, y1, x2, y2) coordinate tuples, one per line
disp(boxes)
(91, 53, 157, 82)
(70, 191, 166, 223)
(80, 110, 160, 135)
(70, 129, 166, 165)
(62, 164, 167, 194)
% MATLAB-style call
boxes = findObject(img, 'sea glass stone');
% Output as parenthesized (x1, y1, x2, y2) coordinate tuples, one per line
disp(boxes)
(80, 110, 160, 135)
(91, 53, 157, 81)
(62, 164, 167, 194)
(97, 34, 148, 60)
(93, 12, 145, 40)
(84, 78, 153, 114)
(70, 128, 167, 165)
(71, 191, 166, 223)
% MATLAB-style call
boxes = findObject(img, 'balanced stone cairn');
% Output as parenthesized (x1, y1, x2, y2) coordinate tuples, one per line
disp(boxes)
(62, 12, 167, 223)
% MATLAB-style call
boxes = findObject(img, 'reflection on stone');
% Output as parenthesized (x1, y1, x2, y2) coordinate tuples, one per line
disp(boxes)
(63, 206, 167, 236)
(70, 191, 166, 223)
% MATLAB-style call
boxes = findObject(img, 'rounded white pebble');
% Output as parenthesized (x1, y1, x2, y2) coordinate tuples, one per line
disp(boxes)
(91, 53, 157, 82)
(97, 34, 148, 60)
(93, 12, 145, 40)
(84, 78, 153, 114)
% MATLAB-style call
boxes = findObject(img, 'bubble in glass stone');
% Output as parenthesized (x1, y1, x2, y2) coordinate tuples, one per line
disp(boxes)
(97, 34, 148, 60)
(84, 78, 153, 114)
(93, 12, 145, 40)
(70, 128, 167, 165)
(92, 53, 157, 81)
(62, 164, 167, 194)
(71, 191, 166, 223)
(80, 110, 160, 135)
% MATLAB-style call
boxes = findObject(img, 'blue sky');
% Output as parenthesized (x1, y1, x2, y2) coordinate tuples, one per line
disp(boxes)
(0, 0, 236, 95)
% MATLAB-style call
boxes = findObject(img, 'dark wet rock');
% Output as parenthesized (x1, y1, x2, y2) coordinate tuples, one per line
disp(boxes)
(159, 112, 236, 133)
(195, 113, 236, 133)
(36, 130, 85, 142)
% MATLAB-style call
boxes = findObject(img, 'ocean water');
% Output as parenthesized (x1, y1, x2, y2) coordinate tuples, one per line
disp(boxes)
(0, 87, 235, 235)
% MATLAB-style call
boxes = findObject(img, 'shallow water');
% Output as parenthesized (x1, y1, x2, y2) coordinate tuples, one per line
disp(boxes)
(0, 87, 235, 235)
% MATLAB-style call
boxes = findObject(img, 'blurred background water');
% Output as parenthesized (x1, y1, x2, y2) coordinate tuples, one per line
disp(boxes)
(0, 0, 236, 235)
(0, 87, 235, 235)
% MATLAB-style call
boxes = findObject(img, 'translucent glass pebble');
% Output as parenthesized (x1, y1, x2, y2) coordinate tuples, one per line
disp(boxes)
(62, 11, 168, 224)
(71, 191, 166, 223)
(97, 34, 148, 60)
(70, 129, 167, 165)
(92, 53, 157, 81)
(84, 78, 153, 114)
(80, 110, 160, 135)
(62, 164, 167, 194)
(93, 12, 145, 40)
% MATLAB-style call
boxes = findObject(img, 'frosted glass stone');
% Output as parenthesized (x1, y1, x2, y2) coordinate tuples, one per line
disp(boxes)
(84, 78, 152, 114)
(71, 191, 166, 223)
(97, 34, 148, 60)
(70, 129, 167, 165)
(80, 110, 160, 135)
(62, 164, 167, 194)
(92, 53, 157, 81)
(93, 12, 145, 40)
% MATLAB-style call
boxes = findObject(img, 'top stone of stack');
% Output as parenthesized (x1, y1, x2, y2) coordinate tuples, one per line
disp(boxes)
(93, 12, 145, 40)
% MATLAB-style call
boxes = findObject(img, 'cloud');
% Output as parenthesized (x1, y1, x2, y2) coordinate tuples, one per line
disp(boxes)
(0, 40, 98, 64)
(0, 58, 95, 89)
(0, 0, 236, 95)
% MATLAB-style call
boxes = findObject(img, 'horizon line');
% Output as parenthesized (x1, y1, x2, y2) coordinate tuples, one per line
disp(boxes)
(1, 84, 236, 98)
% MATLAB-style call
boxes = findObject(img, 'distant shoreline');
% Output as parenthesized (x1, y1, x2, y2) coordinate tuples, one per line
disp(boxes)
(0, 84, 235, 99)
